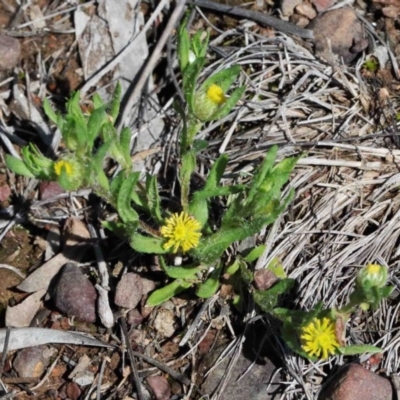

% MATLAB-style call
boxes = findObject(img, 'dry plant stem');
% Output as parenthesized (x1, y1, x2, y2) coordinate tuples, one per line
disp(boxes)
(96, 357, 108, 400)
(117, 0, 186, 131)
(80, 0, 171, 95)
(119, 315, 145, 400)
(188, 0, 314, 39)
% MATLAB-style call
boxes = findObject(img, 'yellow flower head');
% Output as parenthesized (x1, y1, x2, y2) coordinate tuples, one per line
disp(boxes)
(365, 263, 381, 275)
(206, 84, 226, 106)
(54, 160, 73, 176)
(300, 317, 339, 359)
(160, 212, 202, 253)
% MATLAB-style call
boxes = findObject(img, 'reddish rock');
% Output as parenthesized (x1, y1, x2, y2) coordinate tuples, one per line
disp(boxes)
(253, 269, 278, 290)
(146, 375, 171, 400)
(0, 185, 11, 202)
(318, 363, 393, 400)
(308, 8, 364, 64)
(311, 0, 336, 12)
(114, 273, 143, 309)
(39, 181, 65, 200)
(65, 382, 81, 400)
(52, 263, 97, 323)
(127, 308, 144, 326)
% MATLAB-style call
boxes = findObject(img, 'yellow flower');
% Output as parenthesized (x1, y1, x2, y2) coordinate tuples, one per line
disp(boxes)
(160, 212, 202, 253)
(206, 84, 226, 105)
(300, 317, 339, 359)
(365, 263, 381, 275)
(54, 160, 73, 176)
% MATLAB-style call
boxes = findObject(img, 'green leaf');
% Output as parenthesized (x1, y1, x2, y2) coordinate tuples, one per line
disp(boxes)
(196, 262, 223, 298)
(117, 173, 140, 223)
(5, 155, 35, 178)
(178, 19, 190, 73)
(242, 245, 266, 263)
(239, 260, 253, 285)
(145, 174, 163, 224)
(266, 257, 286, 278)
(379, 285, 394, 299)
(92, 93, 103, 109)
(193, 185, 246, 200)
(101, 220, 128, 237)
(180, 150, 196, 209)
(204, 154, 228, 190)
(337, 345, 382, 356)
(201, 65, 241, 93)
(182, 57, 205, 111)
(253, 278, 294, 312)
(246, 145, 278, 205)
(110, 82, 122, 121)
(119, 127, 132, 168)
(160, 257, 202, 279)
(43, 98, 58, 125)
(192, 139, 208, 153)
(130, 233, 167, 254)
(146, 279, 193, 306)
(225, 259, 240, 275)
(110, 170, 126, 202)
(87, 106, 106, 148)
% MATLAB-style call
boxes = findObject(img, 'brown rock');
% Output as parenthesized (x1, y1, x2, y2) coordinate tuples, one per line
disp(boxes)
(114, 272, 143, 309)
(291, 14, 309, 28)
(52, 263, 97, 323)
(39, 181, 65, 200)
(319, 363, 393, 400)
(281, 0, 303, 16)
(13, 346, 52, 378)
(65, 382, 81, 400)
(296, 3, 317, 19)
(127, 308, 144, 326)
(0, 35, 20, 70)
(146, 375, 171, 400)
(308, 8, 364, 64)
(0, 185, 11, 203)
(253, 269, 278, 290)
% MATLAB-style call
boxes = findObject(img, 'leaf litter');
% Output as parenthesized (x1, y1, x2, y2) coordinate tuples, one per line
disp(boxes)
(0, 0, 400, 399)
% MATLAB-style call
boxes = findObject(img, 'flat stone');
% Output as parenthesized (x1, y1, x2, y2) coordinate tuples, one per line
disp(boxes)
(146, 375, 171, 400)
(319, 363, 393, 400)
(296, 3, 317, 19)
(281, 0, 303, 17)
(114, 272, 143, 309)
(200, 327, 279, 399)
(308, 8, 364, 64)
(311, 0, 337, 12)
(0, 35, 20, 70)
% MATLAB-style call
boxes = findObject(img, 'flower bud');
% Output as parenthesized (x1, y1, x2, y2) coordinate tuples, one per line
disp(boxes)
(53, 158, 84, 190)
(357, 263, 388, 289)
(193, 83, 226, 121)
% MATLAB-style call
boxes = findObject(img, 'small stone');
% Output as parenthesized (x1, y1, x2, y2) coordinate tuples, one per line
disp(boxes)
(73, 371, 95, 386)
(0, 185, 11, 203)
(52, 263, 97, 323)
(296, 3, 317, 19)
(141, 277, 156, 295)
(39, 181, 65, 200)
(318, 363, 393, 400)
(65, 382, 81, 400)
(281, 0, 303, 16)
(291, 14, 310, 28)
(0, 35, 20, 70)
(253, 269, 279, 290)
(146, 375, 171, 400)
(153, 308, 175, 338)
(13, 346, 52, 378)
(114, 272, 143, 309)
(127, 308, 144, 326)
(311, 0, 336, 12)
(308, 8, 364, 64)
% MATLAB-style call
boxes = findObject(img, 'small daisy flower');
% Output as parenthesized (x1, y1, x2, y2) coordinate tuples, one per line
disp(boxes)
(54, 160, 73, 176)
(206, 84, 226, 105)
(160, 212, 202, 253)
(300, 317, 339, 359)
